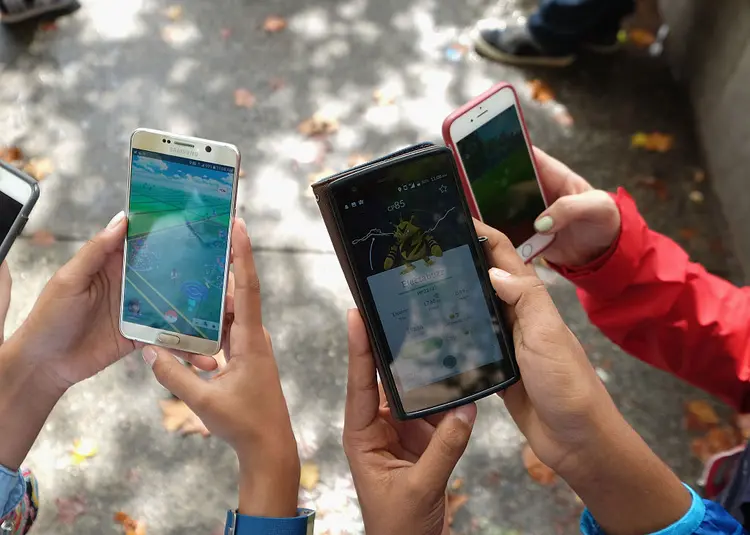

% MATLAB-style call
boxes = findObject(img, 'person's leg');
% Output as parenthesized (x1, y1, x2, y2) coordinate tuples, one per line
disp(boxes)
(474, 0, 635, 67)
(0, 0, 77, 24)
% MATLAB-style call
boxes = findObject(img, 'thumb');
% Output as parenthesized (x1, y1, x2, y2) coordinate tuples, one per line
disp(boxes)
(58, 211, 127, 284)
(412, 404, 477, 490)
(142, 346, 207, 405)
(533, 190, 614, 234)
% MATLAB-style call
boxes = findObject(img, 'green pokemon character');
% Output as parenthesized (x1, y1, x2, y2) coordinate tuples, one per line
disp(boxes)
(384, 216, 443, 274)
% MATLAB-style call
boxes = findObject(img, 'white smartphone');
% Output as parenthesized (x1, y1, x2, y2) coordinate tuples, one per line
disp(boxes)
(443, 83, 554, 263)
(119, 128, 240, 355)
(0, 161, 40, 264)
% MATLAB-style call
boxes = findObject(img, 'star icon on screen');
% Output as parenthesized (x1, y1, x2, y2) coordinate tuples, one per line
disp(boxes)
(439, 185, 448, 193)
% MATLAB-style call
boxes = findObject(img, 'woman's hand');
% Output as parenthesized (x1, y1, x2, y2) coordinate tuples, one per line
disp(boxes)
(533, 148, 621, 266)
(343, 310, 476, 535)
(144, 218, 299, 518)
(477, 219, 691, 535)
(0, 261, 11, 344)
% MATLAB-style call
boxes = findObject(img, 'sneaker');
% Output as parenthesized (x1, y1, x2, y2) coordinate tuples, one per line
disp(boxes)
(0, 0, 76, 24)
(474, 23, 576, 68)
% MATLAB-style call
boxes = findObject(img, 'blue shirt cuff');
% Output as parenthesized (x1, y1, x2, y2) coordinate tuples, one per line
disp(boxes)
(0, 465, 25, 519)
(225, 508, 315, 535)
(580, 484, 705, 535)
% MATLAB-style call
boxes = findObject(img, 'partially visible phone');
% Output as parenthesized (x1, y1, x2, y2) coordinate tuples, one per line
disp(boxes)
(313, 144, 519, 419)
(119, 128, 240, 356)
(443, 83, 553, 263)
(0, 161, 40, 264)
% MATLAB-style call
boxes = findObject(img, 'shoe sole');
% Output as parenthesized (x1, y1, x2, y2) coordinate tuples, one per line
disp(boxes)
(1, 0, 76, 23)
(474, 34, 576, 68)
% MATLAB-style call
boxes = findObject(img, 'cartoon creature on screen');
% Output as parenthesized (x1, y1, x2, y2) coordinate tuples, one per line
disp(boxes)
(384, 216, 443, 274)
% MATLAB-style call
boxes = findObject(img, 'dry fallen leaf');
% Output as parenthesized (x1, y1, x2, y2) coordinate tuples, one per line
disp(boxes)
(23, 157, 54, 181)
(234, 88, 257, 109)
(165, 5, 183, 21)
(689, 190, 705, 204)
(262, 15, 287, 33)
(528, 79, 555, 103)
(298, 113, 339, 137)
(691, 426, 741, 463)
(299, 461, 320, 490)
(685, 400, 720, 430)
(693, 169, 706, 183)
(635, 175, 668, 201)
(445, 492, 469, 526)
(70, 438, 98, 465)
(56, 496, 87, 525)
(450, 477, 465, 491)
(628, 28, 657, 47)
(372, 88, 397, 106)
(347, 153, 372, 167)
(114, 511, 147, 535)
(0, 146, 24, 163)
(631, 132, 674, 152)
(308, 168, 336, 185)
(678, 228, 698, 241)
(31, 230, 56, 246)
(522, 444, 556, 485)
(159, 399, 210, 437)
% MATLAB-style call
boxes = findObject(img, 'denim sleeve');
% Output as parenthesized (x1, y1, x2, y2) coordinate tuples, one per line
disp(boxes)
(580, 485, 746, 535)
(0, 465, 25, 520)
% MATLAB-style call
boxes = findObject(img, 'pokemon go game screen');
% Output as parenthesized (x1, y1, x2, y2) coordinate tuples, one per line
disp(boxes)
(122, 149, 234, 341)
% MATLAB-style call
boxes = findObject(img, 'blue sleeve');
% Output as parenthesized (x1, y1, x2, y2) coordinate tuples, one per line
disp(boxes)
(581, 485, 746, 535)
(224, 508, 315, 535)
(0, 465, 25, 519)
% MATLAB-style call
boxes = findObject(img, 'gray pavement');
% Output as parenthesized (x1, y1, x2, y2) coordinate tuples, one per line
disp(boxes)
(0, 0, 740, 533)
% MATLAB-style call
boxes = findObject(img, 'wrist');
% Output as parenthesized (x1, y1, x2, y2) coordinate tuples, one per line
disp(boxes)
(237, 445, 300, 518)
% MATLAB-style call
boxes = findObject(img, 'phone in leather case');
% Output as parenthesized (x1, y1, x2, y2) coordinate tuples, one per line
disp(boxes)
(312, 144, 519, 420)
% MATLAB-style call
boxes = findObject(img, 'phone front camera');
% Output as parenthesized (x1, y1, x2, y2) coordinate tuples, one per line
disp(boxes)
(205, 146, 212, 153)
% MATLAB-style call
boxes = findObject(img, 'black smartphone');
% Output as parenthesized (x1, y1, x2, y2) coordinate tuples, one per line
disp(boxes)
(0, 161, 40, 264)
(322, 145, 518, 419)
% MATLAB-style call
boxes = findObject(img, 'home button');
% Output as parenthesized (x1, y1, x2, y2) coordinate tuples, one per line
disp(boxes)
(157, 333, 180, 345)
(521, 244, 533, 259)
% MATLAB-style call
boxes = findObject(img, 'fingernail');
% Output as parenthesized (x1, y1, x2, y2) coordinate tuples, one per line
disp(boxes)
(453, 404, 476, 425)
(534, 215, 554, 233)
(142, 347, 157, 367)
(107, 211, 125, 230)
(489, 268, 511, 280)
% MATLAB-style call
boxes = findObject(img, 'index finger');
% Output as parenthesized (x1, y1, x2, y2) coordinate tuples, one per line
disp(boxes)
(344, 309, 380, 433)
(473, 219, 531, 276)
(230, 218, 264, 338)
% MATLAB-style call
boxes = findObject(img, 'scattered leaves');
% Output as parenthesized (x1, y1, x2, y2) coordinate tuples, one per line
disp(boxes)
(628, 28, 657, 48)
(630, 132, 674, 152)
(56, 496, 87, 525)
(114, 511, 147, 535)
(234, 88, 257, 109)
(23, 157, 54, 181)
(528, 79, 555, 103)
(450, 477, 465, 491)
(347, 153, 372, 167)
(372, 88, 397, 106)
(298, 113, 339, 137)
(691, 426, 741, 463)
(0, 146, 24, 163)
(159, 399, 210, 437)
(262, 15, 287, 33)
(269, 77, 286, 91)
(522, 444, 556, 485)
(70, 438, 98, 465)
(689, 190, 705, 204)
(308, 168, 336, 185)
(635, 175, 668, 201)
(693, 169, 706, 184)
(165, 5, 183, 21)
(31, 230, 56, 246)
(445, 492, 469, 526)
(684, 400, 720, 431)
(678, 228, 698, 241)
(299, 461, 320, 490)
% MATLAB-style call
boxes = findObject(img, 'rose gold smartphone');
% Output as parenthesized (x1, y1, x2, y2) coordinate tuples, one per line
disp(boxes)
(443, 83, 554, 263)
(119, 128, 240, 355)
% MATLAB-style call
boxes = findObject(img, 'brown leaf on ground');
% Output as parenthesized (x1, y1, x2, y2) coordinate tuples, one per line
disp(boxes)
(691, 426, 742, 463)
(0, 146, 24, 164)
(678, 228, 698, 241)
(736, 414, 750, 440)
(445, 492, 469, 526)
(114, 511, 147, 535)
(522, 444, 556, 485)
(31, 230, 56, 246)
(165, 5, 182, 21)
(450, 477, 465, 491)
(262, 15, 287, 33)
(527, 79, 556, 103)
(347, 153, 372, 167)
(298, 113, 339, 137)
(684, 400, 720, 431)
(693, 169, 706, 183)
(628, 28, 656, 47)
(234, 88, 257, 109)
(269, 77, 286, 91)
(56, 496, 87, 525)
(159, 399, 210, 437)
(635, 175, 668, 201)
(372, 88, 397, 106)
(299, 461, 320, 490)
(23, 157, 54, 181)
(631, 132, 674, 152)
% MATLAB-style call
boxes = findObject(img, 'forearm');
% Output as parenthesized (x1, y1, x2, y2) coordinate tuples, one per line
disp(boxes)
(0, 337, 63, 470)
(237, 443, 300, 518)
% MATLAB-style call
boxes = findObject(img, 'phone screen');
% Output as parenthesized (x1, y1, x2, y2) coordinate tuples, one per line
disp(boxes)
(335, 150, 512, 408)
(122, 149, 234, 341)
(455, 104, 544, 246)
(0, 191, 23, 244)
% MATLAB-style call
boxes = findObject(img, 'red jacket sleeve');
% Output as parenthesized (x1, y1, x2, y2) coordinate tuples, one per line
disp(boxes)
(554, 188, 750, 411)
